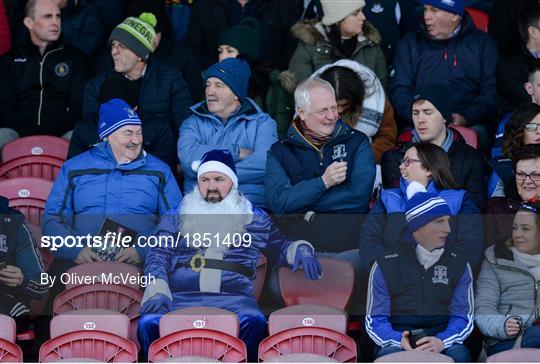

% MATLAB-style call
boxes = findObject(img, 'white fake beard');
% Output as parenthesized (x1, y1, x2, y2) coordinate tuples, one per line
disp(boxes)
(179, 188, 253, 253)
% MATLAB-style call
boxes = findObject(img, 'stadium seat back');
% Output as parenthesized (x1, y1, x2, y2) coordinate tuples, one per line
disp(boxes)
(50, 309, 130, 339)
(449, 125, 478, 149)
(65, 262, 142, 290)
(268, 304, 348, 335)
(258, 326, 356, 362)
(0, 315, 16, 343)
(0, 156, 64, 181)
(0, 177, 52, 225)
(279, 257, 354, 310)
(1, 135, 69, 163)
(465, 7, 489, 32)
(148, 329, 247, 363)
(486, 348, 540, 362)
(160, 306, 239, 338)
(374, 351, 454, 362)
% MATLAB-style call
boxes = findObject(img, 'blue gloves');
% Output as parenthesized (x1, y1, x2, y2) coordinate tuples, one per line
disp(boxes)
(292, 244, 323, 280)
(141, 293, 172, 314)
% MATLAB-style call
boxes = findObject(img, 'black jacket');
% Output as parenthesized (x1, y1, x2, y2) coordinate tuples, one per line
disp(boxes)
(381, 129, 488, 208)
(186, 0, 303, 69)
(0, 37, 88, 136)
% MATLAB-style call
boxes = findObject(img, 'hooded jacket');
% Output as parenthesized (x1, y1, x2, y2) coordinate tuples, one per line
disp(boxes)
(42, 142, 182, 262)
(288, 19, 388, 87)
(178, 98, 277, 207)
(389, 12, 498, 127)
(475, 244, 540, 347)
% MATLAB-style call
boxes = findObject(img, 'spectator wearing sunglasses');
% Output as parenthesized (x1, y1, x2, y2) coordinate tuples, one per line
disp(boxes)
(485, 144, 540, 248)
(488, 103, 540, 198)
(359, 142, 483, 275)
(381, 84, 488, 208)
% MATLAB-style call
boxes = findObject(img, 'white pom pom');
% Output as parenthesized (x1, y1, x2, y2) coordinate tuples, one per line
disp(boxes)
(406, 181, 427, 200)
(191, 160, 201, 172)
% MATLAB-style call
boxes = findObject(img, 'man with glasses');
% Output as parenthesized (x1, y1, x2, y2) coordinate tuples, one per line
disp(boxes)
(381, 84, 488, 208)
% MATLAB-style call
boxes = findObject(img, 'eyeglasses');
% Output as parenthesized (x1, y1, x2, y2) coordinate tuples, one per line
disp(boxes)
(515, 171, 540, 182)
(400, 157, 422, 167)
(524, 123, 540, 132)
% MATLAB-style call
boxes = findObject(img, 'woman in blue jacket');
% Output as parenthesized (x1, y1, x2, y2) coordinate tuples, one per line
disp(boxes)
(359, 142, 483, 273)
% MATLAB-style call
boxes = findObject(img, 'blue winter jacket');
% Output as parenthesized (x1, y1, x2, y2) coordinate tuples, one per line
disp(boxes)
(178, 99, 278, 206)
(42, 142, 182, 262)
(390, 12, 498, 127)
(144, 205, 302, 299)
(359, 179, 483, 270)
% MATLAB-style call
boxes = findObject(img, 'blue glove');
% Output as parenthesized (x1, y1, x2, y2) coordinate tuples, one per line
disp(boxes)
(292, 244, 323, 280)
(141, 293, 172, 314)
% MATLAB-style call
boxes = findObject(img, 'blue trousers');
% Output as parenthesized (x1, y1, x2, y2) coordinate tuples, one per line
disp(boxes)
(488, 325, 540, 355)
(375, 343, 471, 362)
(137, 293, 267, 362)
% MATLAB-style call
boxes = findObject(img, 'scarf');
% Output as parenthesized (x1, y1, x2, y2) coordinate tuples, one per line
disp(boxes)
(512, 247, 540, 281)
(416, 244, 444, 270)
(295, 118, 333, 148)
(412, 127, 454, 152)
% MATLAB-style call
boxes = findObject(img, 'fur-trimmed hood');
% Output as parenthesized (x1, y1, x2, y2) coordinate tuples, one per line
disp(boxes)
(291, 18, 382, 46)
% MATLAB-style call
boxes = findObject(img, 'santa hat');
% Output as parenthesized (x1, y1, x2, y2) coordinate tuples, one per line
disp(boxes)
(192, 149, 238, 188)
(405, 181, 451, 231)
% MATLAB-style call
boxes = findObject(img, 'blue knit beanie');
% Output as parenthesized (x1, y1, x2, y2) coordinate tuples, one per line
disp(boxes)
(205, 58, 251, 100)
(419, 0, 464, 15)
(192, 149, 238, 188)
(98, 98, 142, 140)
(405, 182, 451, 232)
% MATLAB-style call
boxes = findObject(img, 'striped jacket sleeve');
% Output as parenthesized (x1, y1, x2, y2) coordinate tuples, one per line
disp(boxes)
(436, 263, 475, 348)
(365, 262, 402, 347)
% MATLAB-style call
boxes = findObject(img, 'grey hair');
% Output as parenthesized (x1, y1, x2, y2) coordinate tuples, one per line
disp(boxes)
(25, 0, 38, 17)
(294, 77, 336, 114)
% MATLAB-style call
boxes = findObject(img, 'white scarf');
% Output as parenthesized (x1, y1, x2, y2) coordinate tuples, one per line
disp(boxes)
(512, 247, 540, 281)
(416, 244, 444, 270)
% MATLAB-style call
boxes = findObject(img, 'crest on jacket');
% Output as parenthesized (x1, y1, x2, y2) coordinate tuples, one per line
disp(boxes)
(54, 62, 69, 77)
(432, 265, 449, 285)
(332, 144, 347, 160)
(0, 235, 7, 252)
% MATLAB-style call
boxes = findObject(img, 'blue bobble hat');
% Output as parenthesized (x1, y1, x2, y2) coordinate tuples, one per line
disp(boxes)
(98, 98, 142, 140)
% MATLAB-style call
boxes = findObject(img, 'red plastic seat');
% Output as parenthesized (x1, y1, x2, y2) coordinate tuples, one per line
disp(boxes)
(448, 125, 478, 149)
(53, 284, 142, 349)
(39, 309, 137, 362)
(1, 135, 69, 163)
(0, 177, 52, 225)
(258, 326, 357, 362)
(253, 254, 267, 301)
(486, 348, 540, 362)
(279, 257, 354, 310)
(465, 7, 489, 32)
(375, 351, 454, 362)
(65, 262, 143, 290)
(148, 307, 247, 363)
(0, 314, 23, 362)
(0, 156, 64, 181)
(268, 305, 348, 336)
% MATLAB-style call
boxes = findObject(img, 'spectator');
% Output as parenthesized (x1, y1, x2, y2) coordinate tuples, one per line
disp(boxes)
(265, 78, 374, 314)
(488, 0, 536, 59)
(390, 0, 498, 152)
(217, 18, 295, 139)
(289, 0, 388, 87)
(179, 58, 277, 207)
(476, 202, 540, 355)
(496, 4, 540, 115)
(493, 60, 540, 158)
(360, 142, 483, 274)
(0, 0, 88, 147)
(42, 99, 181, 294)
(186, 0, 302, 70)
(0, 0, 11, 56)
(382, 84, 488, 208)
(489, 103, 540, 198)
(314, 59, 397, 164)
(138, 149, 322, 361)
(68, 12, 192, 171)
(366, 181, 474, 362)
(0, 194, 48, 323)
(485, 145, 540, 247)
(126, 0, 204, 103)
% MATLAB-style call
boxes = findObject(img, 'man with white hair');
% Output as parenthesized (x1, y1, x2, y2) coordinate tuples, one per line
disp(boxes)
(138, 149, 322, 361)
